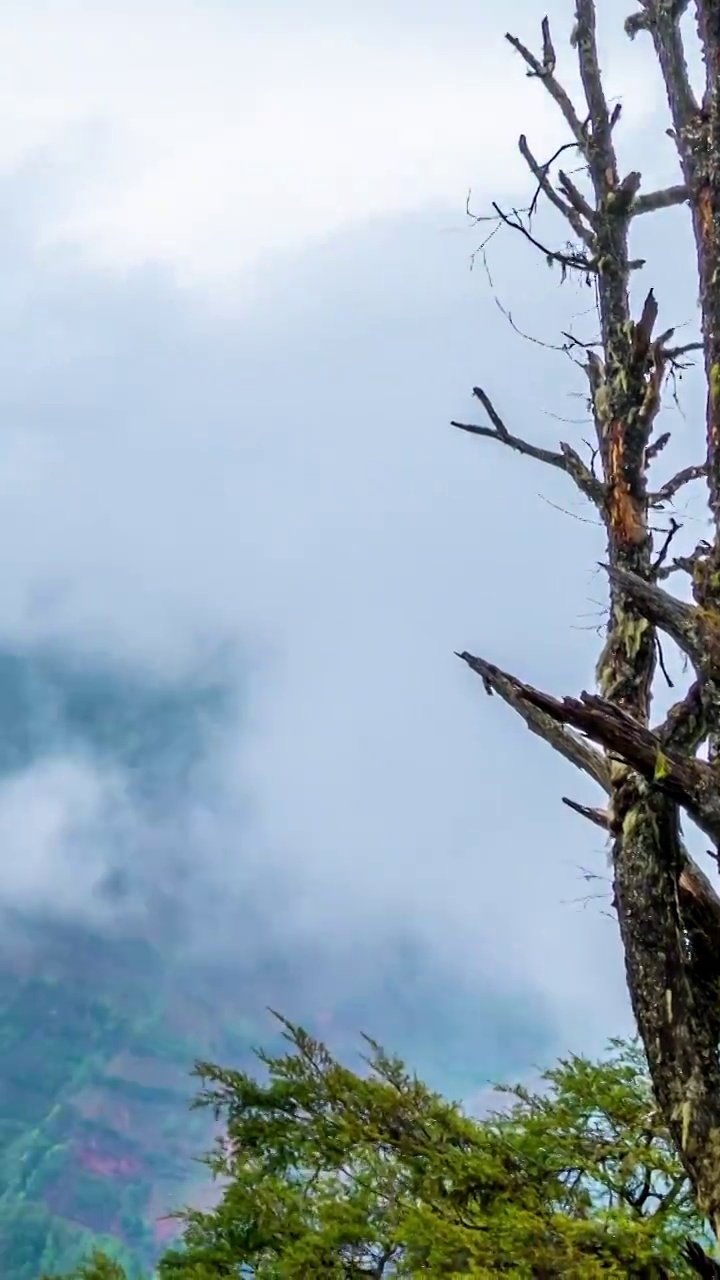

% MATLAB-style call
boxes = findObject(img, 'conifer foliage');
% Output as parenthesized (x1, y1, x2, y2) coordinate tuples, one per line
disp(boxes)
(49, 1023, 714, 1277)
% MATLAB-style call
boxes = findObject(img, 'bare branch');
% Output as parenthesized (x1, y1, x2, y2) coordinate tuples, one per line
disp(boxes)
(636, 287, 660, 357)
(630, 184, 689, 216)
(451, 386, 605, 505)
(651, 517, 681, 577)
(562, 796, 610, 828)
(518, 134, 595, 245)
(516, 678, 720, 841)
(491, 201, 596, 275)
(456, 651, 610, 791)
(601, 563, 699, 663)
(656, 635, 675, 688)
(662, 341, 704, 363)
(649, 462, 708, 506)
(540, 15, 556, 73)
(557, 170, 595, 223)
(656, 542, 713, 582)
(573, 0, 617, 190)
(646, 431, 671, 463)
(458, 651, 720, 843)
(526, 142, 577, 216)
(505, 26, 589, 155)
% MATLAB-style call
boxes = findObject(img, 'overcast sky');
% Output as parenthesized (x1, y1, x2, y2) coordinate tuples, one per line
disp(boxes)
(0, 0, 708, 1089)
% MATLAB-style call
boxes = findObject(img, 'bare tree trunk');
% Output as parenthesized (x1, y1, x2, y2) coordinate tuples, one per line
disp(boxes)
(456, 0, 720, 1239)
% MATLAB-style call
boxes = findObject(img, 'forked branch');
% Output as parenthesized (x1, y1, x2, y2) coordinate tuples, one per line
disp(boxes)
(518, 134, 595, 246)
(451, 387, 605, 505)
(491, 201, 598, 275)
(649, 463, 708, 507)
(505, 24, 589, 155)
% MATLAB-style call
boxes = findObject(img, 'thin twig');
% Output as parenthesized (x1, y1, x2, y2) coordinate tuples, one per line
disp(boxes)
(494, 296, 570, 354)
(652, 517, 682, 576)
(527, 142, 578, 217)
(656, 636, 675, 689)
(492, 201, 596, 276)
(518, 134, 595, 245)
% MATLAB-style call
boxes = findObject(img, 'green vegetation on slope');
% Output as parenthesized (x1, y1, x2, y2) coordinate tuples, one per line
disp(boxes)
(0, 644, 246, 1279)
(0, 923, 265, 1280)
(0, 1206, 138, 1280)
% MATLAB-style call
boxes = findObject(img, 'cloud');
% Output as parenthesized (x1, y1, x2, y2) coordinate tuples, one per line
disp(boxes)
(0, 0, 661, 294)
(0, 0, 687, 1068)
(0, 196, 639, 1055)
(0, 755, 128, 915)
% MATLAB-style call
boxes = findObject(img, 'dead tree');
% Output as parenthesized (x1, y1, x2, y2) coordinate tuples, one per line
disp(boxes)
(454, 0, 720, 1240)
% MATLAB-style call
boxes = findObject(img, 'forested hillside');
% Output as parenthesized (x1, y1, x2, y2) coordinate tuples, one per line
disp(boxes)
(0, 646, 246, 1277)
(0, 920, 252, 1278)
